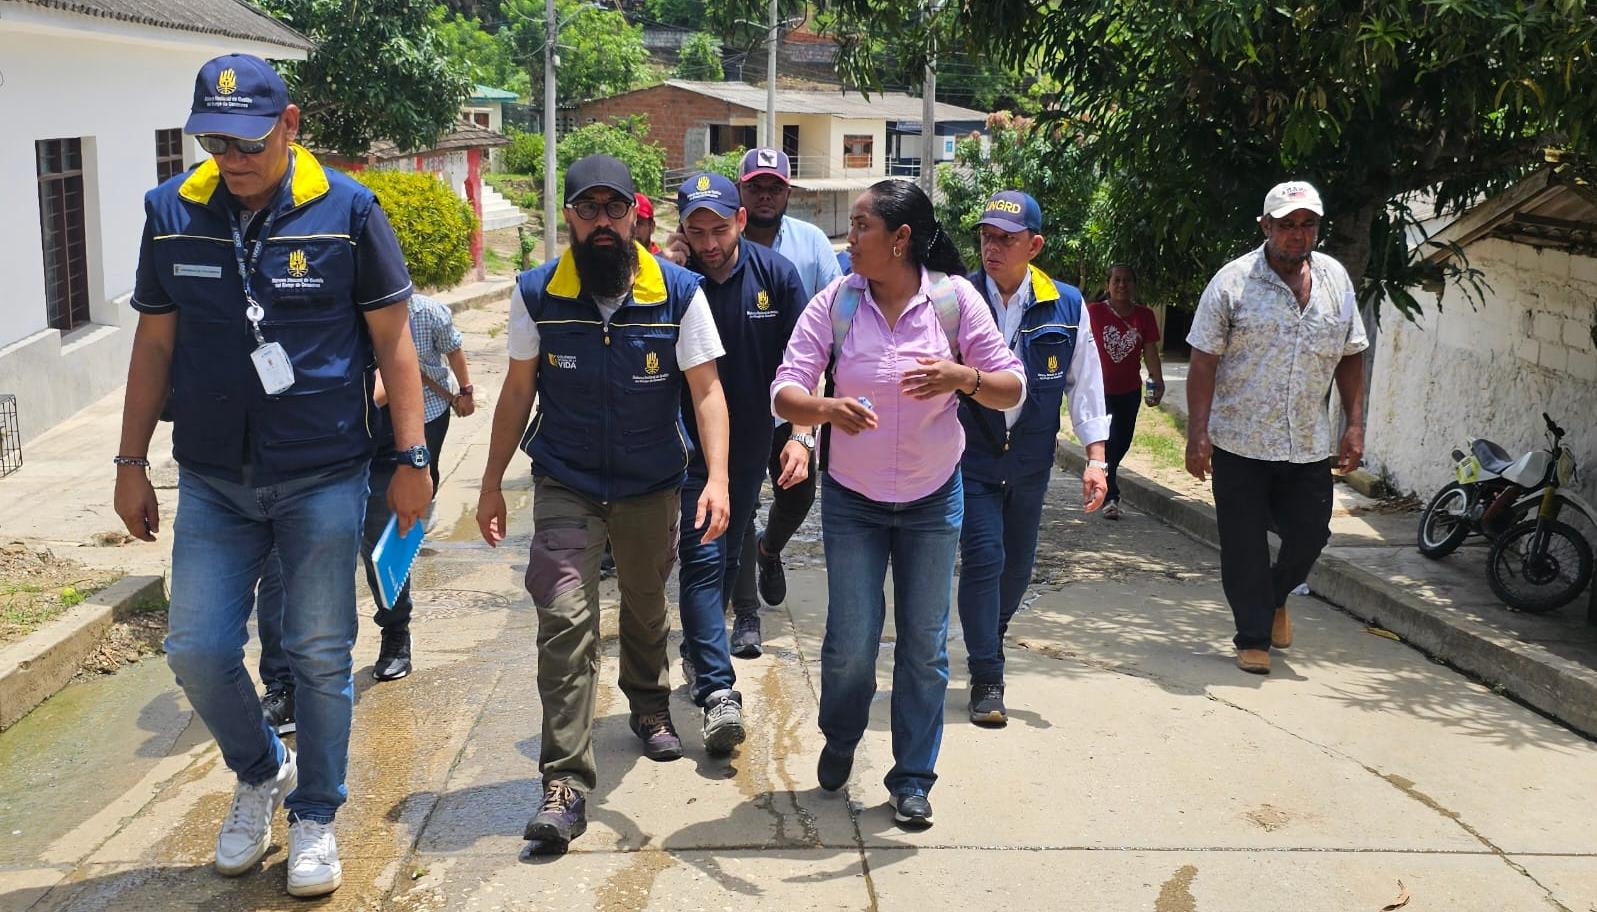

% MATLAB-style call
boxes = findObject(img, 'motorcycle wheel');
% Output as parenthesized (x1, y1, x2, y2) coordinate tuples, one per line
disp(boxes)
(1486, 518, 1595, 613)
(1417, 482, 1473, 558)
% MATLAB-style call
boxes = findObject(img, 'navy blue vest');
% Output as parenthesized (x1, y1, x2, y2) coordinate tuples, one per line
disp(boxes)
(959, 265, 1083, 483)
(519, 245, 703, 501)
(143, 146, 380, 486)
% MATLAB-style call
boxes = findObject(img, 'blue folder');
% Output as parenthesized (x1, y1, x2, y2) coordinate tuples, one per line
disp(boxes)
(371, 515, 425, 611)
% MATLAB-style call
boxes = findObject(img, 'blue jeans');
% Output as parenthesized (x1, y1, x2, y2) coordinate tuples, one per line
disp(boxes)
(678, 464, 765, 704)
(165, 464, 368, 823)
(957, 469, 1051, 685)
(818, 471, 963, 798)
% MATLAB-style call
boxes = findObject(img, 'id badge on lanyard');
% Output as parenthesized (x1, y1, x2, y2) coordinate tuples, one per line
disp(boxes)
(233, 207, 295, 394)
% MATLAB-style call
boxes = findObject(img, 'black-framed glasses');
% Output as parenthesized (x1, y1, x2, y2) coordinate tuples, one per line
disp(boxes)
(196, 134, 270, 156)
(568, 198, 633, 220)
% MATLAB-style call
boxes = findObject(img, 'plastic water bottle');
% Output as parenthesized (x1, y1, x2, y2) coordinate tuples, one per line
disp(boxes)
(857, 396, 874, 412)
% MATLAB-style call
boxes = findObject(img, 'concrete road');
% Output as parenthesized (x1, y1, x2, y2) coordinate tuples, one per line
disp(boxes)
(3, 307, 1597, 911)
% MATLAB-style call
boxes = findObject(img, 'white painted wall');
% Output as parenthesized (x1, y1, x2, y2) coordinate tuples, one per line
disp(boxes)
(1365, 238, 1597, 506)
(826, 117, 887, 178)
(0, 11, 304, 444)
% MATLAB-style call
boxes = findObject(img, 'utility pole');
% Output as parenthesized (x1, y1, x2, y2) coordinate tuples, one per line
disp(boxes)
(542, 0, 558, 262)
(764, 0, 778, 150)
(920, 1, 940, 196)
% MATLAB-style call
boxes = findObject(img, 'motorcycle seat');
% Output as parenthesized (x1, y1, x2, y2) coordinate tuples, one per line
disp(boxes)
(1471, 438, 1514, 475)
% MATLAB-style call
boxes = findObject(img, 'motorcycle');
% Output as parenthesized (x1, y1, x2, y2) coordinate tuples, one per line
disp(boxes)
(1417, 430, 1548, 557)
(1484, 415, 1595, 612)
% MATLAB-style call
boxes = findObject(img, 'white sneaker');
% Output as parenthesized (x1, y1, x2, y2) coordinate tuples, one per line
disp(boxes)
(215, 748, 297, 876)
(286, 818, 342, 897)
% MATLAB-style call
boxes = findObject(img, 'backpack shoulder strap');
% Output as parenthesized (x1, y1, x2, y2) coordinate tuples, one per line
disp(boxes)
(926, 271, 962, 362)
(830, 281, 863, 363)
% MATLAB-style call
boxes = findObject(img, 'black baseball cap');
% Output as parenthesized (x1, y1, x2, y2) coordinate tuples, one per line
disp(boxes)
(564, 155, 636, 205)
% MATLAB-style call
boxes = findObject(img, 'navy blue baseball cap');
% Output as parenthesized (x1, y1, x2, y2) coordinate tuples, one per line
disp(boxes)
(739, 148, 791, 183)
(184, 54, 288, 140)
(976, 190, 1043, 234)
(677, 172, 741, 218)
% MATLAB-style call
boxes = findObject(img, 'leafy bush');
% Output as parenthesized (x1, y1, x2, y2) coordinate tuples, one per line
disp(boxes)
(349, 169, 476, 289)
(556, 116, 667, 199)
(674, 32, 723, 81)
(502, 127, 545, 181)
(693, 147, 745, 182)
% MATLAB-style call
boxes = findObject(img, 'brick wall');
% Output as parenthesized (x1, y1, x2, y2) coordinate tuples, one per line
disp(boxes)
(578, 85, 756, 173)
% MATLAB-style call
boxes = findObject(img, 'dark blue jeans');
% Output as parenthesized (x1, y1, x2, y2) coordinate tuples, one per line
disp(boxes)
(677, 464, 766, 705)
(818, 471, 963, 798)
(956, 469, 1052, 686)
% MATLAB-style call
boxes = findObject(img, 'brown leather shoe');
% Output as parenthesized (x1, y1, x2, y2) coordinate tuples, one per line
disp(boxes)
(1236, 649, 1271, 674)
(1271, 605, 1293, 649)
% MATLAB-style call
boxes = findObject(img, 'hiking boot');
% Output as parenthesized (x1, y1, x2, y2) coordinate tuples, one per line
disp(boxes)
(755, 533, 787, 606)
(893, 792, 934, 830)
(285, 818, 341, 897)
(701, 689, 747, 755)
(968, 682, 1008, 727)
(730, 612, 763, 659)
(817, 742, 853, 792)
(630, 710, 683, 762)
(262, 683, 296, 735)
(1271, 605, 1293, 649)
(373, 627, 411, 681)
(215, 748, 297, 876)
(524, 781, 587, 853)
(1236, 648, 1271, 674)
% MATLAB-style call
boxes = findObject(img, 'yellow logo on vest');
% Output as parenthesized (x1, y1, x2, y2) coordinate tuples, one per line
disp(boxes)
(645, 351, 661, 375)
(696, 175, 711, 193)
(1047, 354, 1058, 374)
(216, 69, 238, 96)
(756, 290, 770, 311)
(287, 249, 309, 278)
(547, 351, 577, 370)
(272, 248, 324, 290)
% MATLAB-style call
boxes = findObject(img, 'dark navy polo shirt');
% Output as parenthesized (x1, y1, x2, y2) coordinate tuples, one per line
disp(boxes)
(681, 238, 807, 474)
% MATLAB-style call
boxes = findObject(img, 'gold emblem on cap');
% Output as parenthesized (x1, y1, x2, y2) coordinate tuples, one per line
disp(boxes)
(216, 68, 238, 96)
(696, 175, 711, 192)
(645, 351, 661, 375)
(287, 249, 309, 278)
(756, 290, 770, 311)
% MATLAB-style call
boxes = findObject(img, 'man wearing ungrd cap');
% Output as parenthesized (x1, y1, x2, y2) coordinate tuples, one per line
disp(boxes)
(114, 53, 429, 897)
(1184, 181, 1369, 675)
(476, 154, 731, 854)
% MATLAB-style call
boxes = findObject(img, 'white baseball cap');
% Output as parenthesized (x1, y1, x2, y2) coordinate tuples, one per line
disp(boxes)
(1261, 181, 1324, 220)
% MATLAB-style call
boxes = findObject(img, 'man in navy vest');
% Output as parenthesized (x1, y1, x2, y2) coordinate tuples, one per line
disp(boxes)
(957, 191, 1110, 727)
(672, 172, 809, 756)
(477, 155, 732, 855)
(113, 54, 430, 898)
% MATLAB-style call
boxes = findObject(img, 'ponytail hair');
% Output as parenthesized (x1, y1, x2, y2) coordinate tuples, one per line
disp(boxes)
(865, 179, 967, 277)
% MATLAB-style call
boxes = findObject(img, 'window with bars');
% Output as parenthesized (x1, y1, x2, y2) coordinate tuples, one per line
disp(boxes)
(155, 128, 185, 183)
(37, 138, 90, 333)
(843, 134, 874, 169)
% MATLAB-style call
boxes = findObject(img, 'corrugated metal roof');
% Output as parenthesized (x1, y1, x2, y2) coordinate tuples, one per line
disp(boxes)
(8, 0, 312, 50)
(471, 84, 518, 102)
(363, 121, 510, 160)
(789, 176, 885, 192)
(1420, 166, 1597, 260)
(664, 80, 986, 122)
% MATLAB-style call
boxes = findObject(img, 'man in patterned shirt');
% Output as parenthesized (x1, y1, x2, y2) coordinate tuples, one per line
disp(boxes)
(1184, 181, 1369, 675)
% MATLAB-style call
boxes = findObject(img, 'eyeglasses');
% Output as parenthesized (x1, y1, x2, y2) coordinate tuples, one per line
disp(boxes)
(196, 134, 271, 156)
(567, 198, 633, 220)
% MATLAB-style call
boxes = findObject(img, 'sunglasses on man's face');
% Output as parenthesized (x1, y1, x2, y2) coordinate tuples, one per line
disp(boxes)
(196, 134, 270, 156)
(568, 198, 633, 220)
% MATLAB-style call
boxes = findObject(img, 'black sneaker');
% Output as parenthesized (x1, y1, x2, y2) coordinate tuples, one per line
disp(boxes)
(817, 742, 853, 792)
(524, 781, 587, 854)
(755, 533, 787, 606)
(630, 710, 683, 761)
(373, 628, 412, 681)
(968, 682, 1007, 727)
(262, 683, 296, 735)
(730, 612, 763, 659)
(701, 689, 746, 755)
(893, 792, 934, 830)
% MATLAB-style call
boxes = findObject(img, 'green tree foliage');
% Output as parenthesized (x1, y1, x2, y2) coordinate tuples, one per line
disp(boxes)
(258, 0, 471, 158)
(431, 5, 530, 98)
(349, 170, 476, 289)
(557, 116, 668, 198)
(500, 0, 651, 106)
(821, 0, 1597, 315)
(646, 0, 706, 28)
(674, 32, 725, 81)
(501, 127, 546, 181)
(693, 147, 746, 181)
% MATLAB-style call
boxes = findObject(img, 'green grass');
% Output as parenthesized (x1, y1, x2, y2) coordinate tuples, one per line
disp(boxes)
(1061, 396, 1189, 474)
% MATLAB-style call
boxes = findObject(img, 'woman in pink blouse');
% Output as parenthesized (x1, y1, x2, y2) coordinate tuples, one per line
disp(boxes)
(771, 180, 1024, 829)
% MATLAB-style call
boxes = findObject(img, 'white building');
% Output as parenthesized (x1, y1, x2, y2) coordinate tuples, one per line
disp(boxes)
(1364, 166, 1597, 506)
(0, 0, 311, 446)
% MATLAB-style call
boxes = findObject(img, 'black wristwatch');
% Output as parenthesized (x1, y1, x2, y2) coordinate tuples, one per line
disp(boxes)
(789, 432, 816, 450)
(394, 445, 431, 469)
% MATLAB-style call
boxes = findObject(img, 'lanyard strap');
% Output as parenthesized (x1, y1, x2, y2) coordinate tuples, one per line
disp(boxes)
(231, 206, 280, 345)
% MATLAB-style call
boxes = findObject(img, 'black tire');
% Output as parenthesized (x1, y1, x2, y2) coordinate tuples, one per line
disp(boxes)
(1417, 482, 1473, 558)
(1486, 518, 1595, 613)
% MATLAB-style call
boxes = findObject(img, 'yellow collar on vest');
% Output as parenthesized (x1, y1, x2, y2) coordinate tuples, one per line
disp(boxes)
(1028, 264, 1061, 303)
(547, 241, 668, 305)
(178, 144, 331, 209)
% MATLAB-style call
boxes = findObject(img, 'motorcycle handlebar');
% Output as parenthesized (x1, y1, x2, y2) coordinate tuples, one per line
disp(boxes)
(1544, 412, 1565, 439)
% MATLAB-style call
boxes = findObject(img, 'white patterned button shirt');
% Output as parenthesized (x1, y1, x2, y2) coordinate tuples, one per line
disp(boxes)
(408, 293, 464, 423)
(1186, 246, 1369, 464)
